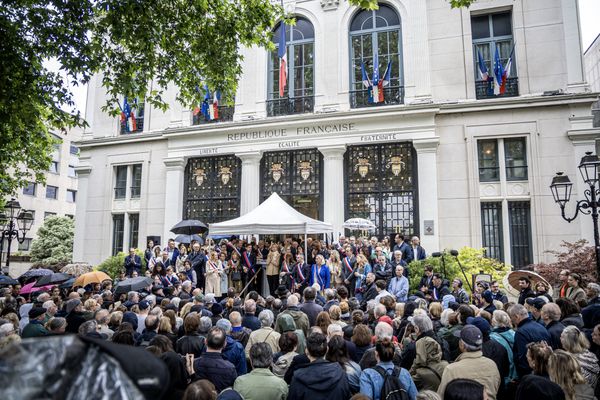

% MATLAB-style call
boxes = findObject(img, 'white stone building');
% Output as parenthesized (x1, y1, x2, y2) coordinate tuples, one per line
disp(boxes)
(3, 130, 80, 269)
(74, 0, 600, 268)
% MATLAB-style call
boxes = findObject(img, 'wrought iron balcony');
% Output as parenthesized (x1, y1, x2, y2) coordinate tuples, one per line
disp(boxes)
(476, 77, 519, 99)
(192, 106, 235, 125)
(120, 117, 144, 134)
(266, 96, 314, 117)
(349, 85, 404, 109)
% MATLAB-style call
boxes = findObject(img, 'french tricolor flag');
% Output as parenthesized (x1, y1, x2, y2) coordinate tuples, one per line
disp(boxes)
(278, 23, 287, 97)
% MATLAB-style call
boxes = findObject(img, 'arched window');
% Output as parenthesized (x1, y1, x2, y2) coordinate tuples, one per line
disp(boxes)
(267, 17, 314, 116)
(349, 4, 403, 108)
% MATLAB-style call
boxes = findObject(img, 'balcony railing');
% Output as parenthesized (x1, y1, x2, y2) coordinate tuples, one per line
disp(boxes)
(192, 106, 235, 125)
(266, 96, 314, 117)
(120, 117, 144, 134)
(349, 85, 404, 109)
(476, 77, 519, 99)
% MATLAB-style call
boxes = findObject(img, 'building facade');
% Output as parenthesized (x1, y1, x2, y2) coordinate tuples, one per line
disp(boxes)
(585, 33, 600, 92)
(74, 0, 599, 268)
(3, 131, 80, 268)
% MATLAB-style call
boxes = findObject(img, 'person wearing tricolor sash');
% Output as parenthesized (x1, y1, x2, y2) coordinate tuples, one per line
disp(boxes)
(242, 243, 258, 292)
(279, 251, 295, 293)
(309, 254, 331, 294)
(341, 246, 357, 294)
(205, 251, 224, 298)
(292, 254, 310, 294)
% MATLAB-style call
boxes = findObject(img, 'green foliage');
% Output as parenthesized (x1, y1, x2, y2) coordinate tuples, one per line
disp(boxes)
(407, 246, 511, 293)
(29, 216, 74, 266)
(96, 249, 146, 279)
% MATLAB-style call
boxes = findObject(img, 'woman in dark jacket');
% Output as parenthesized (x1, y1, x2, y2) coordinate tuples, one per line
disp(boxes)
(175, 313, 205, 357)
(557, 298, 585, 329)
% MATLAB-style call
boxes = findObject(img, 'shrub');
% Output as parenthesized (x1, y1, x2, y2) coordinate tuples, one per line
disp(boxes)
(96, 249, 146, 279)
(407, 246, 511, 293)
(29, 216, 74, 267)
(532, 240, 597, 288)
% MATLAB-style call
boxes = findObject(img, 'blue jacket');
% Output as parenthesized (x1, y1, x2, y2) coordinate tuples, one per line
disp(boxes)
(223, 336, 247, 376)
(193, 352, 237, 392)
(309, 264, 330, 289)
(388, 276, 409, 302)
(359, 361, 417, 400)
(513, 317, 551, 377)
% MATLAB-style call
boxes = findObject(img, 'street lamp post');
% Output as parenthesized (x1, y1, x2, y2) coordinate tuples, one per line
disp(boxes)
(0, 199, 34, 274)
(550, 151, 600, 278)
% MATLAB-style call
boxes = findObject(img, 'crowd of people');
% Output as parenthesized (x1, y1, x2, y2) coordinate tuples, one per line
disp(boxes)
(1, 234, 600, 400)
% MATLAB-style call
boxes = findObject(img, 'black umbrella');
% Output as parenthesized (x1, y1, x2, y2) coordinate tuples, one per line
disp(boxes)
(19, 268, 53, 282)
(0, 275, 19, 286)
(170, 219, 208, 235)
(34, 272, 72, 287)
(174, 234, 205, 245)
(59, 277, 76, 289)
(114, 276, 153, 295)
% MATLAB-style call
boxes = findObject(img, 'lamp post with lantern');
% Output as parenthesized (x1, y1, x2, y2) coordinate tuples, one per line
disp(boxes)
(0, 199, 34, 274)
(550, 151, 600, 278)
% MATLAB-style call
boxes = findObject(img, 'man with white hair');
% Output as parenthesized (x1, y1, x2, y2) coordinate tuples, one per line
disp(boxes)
(216, 319, 247, 375)
(399, 314, 448, 371)
(95, 309, 114, 339)
(275, 294, 309, 337)
(358, 322, 397, 370)
(508, 304, 550, 377)
(541, 302, 565, 350)
(42, 300, 57, 323)
(437, 325, 500, 400)
(245, 309, 280, 358)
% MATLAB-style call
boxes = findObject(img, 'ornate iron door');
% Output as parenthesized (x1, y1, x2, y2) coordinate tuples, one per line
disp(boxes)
(183, 155, 241, 223)
(344, 142, 418, 238)
(260, 148, 323, 218)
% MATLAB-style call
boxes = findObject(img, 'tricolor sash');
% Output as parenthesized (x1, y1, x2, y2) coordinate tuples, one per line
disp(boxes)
(243, 252, 255, 273)
(282, 262, 290, 273)
(208, 261, 219, 273)
(227, 242, 241, 256)
(296, 263, 305, 281)
(343, 257, 353, 273)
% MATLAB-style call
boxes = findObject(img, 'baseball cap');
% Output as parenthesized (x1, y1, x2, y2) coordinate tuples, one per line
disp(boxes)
(139, 300, 150, 310)
(454, 324, 483, 347)
(526, 297, 547, 311)
(194, 294, 205, 303)
(466, 316, 491, 335)
(28, 307, 46, 319)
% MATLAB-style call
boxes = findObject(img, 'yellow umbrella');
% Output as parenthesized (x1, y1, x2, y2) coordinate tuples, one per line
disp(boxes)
(73, 271, 112, 287)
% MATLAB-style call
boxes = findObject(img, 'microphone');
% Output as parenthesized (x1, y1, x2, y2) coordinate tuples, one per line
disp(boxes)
(450, 250, 459, 256)
(431, 252, 442, 258)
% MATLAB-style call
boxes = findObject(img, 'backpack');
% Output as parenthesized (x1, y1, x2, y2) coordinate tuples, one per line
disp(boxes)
(373, 365, 410, 400)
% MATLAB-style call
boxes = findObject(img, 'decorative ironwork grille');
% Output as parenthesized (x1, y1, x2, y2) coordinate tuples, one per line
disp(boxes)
(481, 202, 503, 261)
(260, 149, 322, 216)
(345, 142, 417, 238)
(183, 155, 241, 223)
(509, 201, 533, 268)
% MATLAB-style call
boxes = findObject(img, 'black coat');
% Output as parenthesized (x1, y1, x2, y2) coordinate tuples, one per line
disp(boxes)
(546, 320, 566, 350)
(299, 301, 323, 327)
(288, 359, 351, 400)
(518, 287, 535, 305)
(176, 333, 206, 357)
(66, 311, 88, 334)
(193, 352, 237, 392)
(241, 314, 261, 331)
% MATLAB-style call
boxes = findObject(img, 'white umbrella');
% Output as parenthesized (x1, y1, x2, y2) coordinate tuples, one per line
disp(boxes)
(343, 218, 376, 231)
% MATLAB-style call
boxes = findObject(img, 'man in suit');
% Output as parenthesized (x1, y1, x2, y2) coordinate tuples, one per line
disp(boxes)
(292, 254, 310, 294)
(418, 265, 435, 297)
(341, 246, 357, 294)
(165, 238, 180, 267)
(124, 248, 142, 277)
(393, 234, 411, 261)
(430, 273, 451, 302)
(188, 242, 206, 290)
(405, 236, 426, 263)
(242, 243, 258, 292)
(390, 250, 408, 277)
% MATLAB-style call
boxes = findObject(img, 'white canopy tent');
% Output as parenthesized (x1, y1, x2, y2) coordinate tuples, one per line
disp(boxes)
(209, 192, 334, 237)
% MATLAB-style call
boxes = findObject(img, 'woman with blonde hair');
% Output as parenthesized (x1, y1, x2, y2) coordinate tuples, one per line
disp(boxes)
(179, 302, 194, 320)
(561, 325, 600, 389)
(148, 245, 162, 271)
(428, 302, 443, 331)
(204, 251, 223, 297)
(548, 350, 595, 400)
(328, 250, 343, 288)
(353, 254, 372, 300)
(266, 243, 281, 296)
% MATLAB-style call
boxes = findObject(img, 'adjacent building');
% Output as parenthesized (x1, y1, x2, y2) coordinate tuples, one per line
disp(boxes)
(2, 130, 80, 270)
(74, 0, 600, 268)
